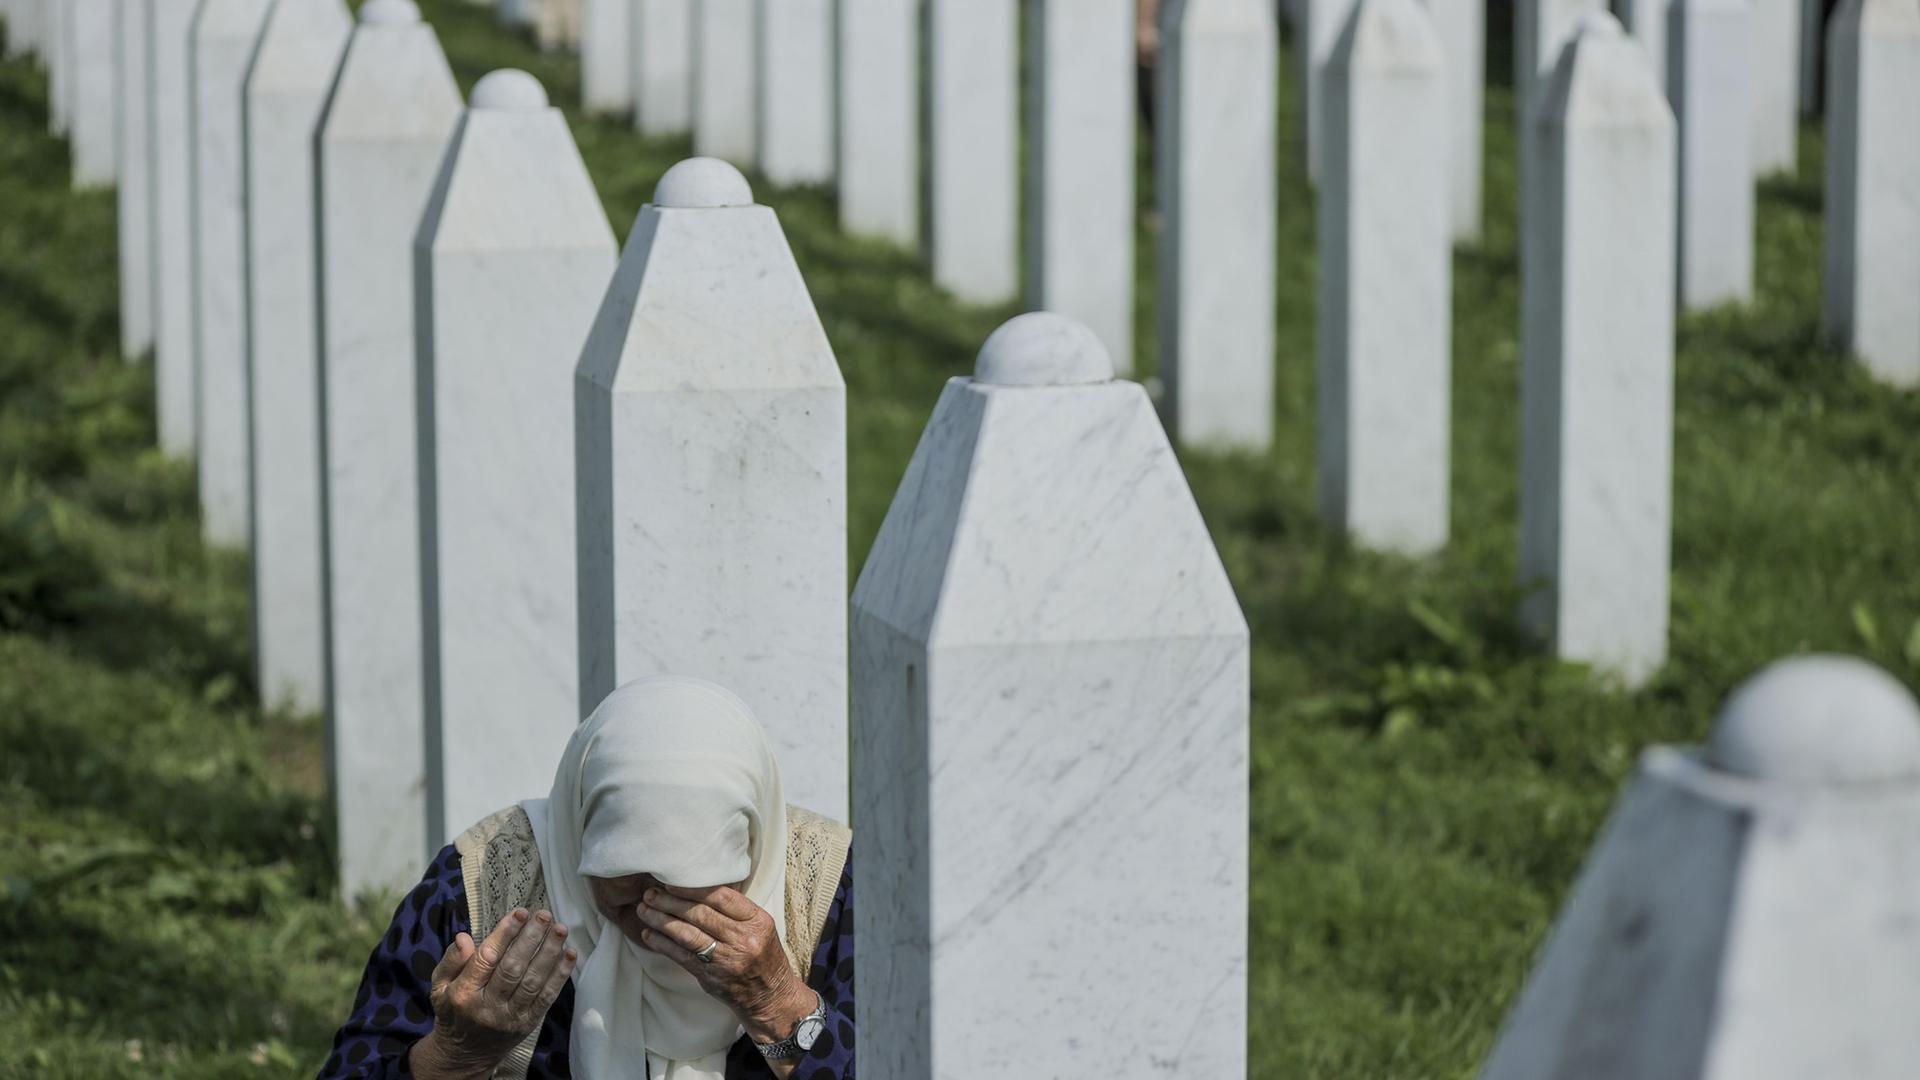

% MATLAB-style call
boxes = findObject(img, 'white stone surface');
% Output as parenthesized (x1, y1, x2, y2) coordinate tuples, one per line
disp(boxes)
(1669, 0, 1754, 310)
(927, 0, 1018, 304)
(149, 0, 199, 454)
(851, 311, 1250, 1080)
(1479, 655, 1920, 1080)
(1821, 0, 1920, 387)
(580, 0, 629, 112)
(190, 0, 269, 550)
(1516, 0, 1604, 197)
(1156, 0, 1278, 449)
(416, 69, 617, 844)
(1300, 0, 1357, 182)
(836, 0, 916, 245)
(693, 0, 755, 165)
(1428, 0, 1484, 239)
(758, 0, 834, 185)
(66, 0, 116, 185)
(117, 0, 155, 358)
(1798, 0, 1822, 114)
(1752, 0, 1799, 175)
(1027, 0, 1135, 373)
(1615, 0, 1668, 94)
(47, 0, 66, 134)
(243, 0, 351, 713)
(575, 158, 849, 819)
(837, 0, 915, 244)
(1318, 0, 1451, 555)
(3, 0, 39, 59)
(1518, 13, 1675, 688)
(317, 0, 462, 899)
(631, 0, 690, 135)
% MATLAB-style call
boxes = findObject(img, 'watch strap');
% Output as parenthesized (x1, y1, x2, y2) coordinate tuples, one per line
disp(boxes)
(754, 992, 827, 1061)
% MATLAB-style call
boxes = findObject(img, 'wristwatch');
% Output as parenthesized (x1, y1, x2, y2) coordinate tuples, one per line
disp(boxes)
(754, 992, 828, 1060)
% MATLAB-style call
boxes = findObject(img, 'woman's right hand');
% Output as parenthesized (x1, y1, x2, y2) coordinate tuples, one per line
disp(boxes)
(410, 908, 577, 1079)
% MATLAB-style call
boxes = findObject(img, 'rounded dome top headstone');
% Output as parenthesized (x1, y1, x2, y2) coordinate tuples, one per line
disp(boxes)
(653, 158, 755, 209)
(471, 69, 548, 111)
(973, 313, 1115, 387)
(359, 0, 421, 24)
(1708, 655, 1920, 785)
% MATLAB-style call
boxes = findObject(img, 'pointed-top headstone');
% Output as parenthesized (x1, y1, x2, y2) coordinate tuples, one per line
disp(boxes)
(1519, 12, 1676, 687)
(852, 311, 1249, 1077)
(318, 0, 463, 899)
(575, 157, 848, 818)
(1479, 655, 1920, 1079)
(1319, 0, 1452, 554)
(244, 0, 352, 715)
(190, 0, 271, 550)
(1821, 0, 1920, 387)
(1157, 0, 1279, 450)
(416, 68, 617, 845)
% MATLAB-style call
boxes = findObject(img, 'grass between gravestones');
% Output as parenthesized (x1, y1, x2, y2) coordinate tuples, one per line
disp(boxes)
(2, 3, 1916, 1075)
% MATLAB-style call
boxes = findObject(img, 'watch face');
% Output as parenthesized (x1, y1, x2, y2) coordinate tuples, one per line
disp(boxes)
(796, 1015, 826, 1050)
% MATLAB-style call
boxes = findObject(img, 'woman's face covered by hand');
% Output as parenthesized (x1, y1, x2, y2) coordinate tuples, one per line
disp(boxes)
(585, 872, 746, 947)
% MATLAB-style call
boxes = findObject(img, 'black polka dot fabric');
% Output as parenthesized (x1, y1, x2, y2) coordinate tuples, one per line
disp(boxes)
(317, 844, 858, 1079)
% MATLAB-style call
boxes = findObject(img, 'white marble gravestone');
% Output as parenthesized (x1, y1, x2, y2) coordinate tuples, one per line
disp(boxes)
(1752, 0, 1800, 175)
(1516, 0, 1604, 195)
(1028, 0, 1134, 372)
(575, 158, 849, 819)
(1156, 0, 1278, 450)
(580, 0, 629, 112)
(416, 70, 617, 844)
(316, 0, 462, 899)
(1821, 0, 1920, 387)
(694, 0, 756, 165)
(851, 312, 1249, 1079)
(3, 0, 38, 59)
(189, 0, 270, 550)
(1479, 655, 1920, 1080)
(65, 0, 116, 186)
(1427, 0, 1484, 239)
(243, 0, 351, 713)
(758, 0, 834, 185)
(1615, 0, 1668, 94)
(149, 0, 199, 454)
(1519, 13, 1674, 688)
(1669, 0, 1753, 310)
(1301, 0, 1357, 181)
(837, 0, 917, 244)
(47, 0, 66, 134)
(1319, 0, 1451, 555)
(117, 0, 155, 359)
(928, 0, 1018, 304)
(632, 0, 690, 136)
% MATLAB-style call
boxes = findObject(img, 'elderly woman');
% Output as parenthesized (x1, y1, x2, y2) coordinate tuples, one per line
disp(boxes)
(319, 677, 855, 1080)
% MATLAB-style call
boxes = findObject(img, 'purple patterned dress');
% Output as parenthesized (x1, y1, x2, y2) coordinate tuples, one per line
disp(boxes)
(318, 845, 857, 1079)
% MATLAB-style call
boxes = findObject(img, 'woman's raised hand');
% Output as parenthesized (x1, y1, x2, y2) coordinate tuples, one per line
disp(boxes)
(410, 909, 576, 1079)
(637, 886, 817, 1045)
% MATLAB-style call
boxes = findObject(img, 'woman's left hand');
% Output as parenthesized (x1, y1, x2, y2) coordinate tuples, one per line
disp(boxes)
(636, 885, 816, 1044)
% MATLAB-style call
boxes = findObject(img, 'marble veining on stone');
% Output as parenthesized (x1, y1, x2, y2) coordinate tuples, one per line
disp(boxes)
(575, 158, 848, 819)
(852, 313, 1249, 1078)
(415, 70, 617, 845)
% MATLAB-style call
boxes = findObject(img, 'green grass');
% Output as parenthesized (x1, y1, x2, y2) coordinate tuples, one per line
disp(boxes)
(4, 4, 1918, 1076)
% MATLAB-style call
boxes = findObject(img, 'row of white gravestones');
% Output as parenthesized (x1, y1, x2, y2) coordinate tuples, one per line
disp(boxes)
(1822, 0, 1920, 389)
(852, 311, 1250, 1079)
(1480, 654, 1920, 1079)
(1520, 13, 1675, 688)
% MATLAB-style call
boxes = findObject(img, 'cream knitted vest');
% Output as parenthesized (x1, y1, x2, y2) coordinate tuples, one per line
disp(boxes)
(452, 804, 853, 1079)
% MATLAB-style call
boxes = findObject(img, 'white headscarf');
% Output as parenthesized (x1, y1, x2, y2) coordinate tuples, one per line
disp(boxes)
(523, 676, 789, 1080)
